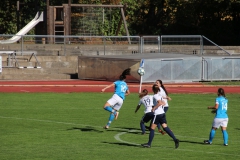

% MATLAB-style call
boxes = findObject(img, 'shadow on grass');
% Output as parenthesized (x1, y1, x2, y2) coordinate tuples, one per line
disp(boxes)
(67, 127, 103, 133)
(102, 141, 141, 147)
(179, 140, 206, 145)
(235, 128, 240, 130)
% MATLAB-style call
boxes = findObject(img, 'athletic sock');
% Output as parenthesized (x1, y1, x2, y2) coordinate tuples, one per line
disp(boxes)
(209, 129, 216, 143)
(104, 106, 113, 113)
(157, 123, 161, 130)
(163, 127, 176, 141)
(107, 113, 115, 126)
(140, 121, 145, 133)
(148, 129, 155, 146)
(222, 130, 228, 144)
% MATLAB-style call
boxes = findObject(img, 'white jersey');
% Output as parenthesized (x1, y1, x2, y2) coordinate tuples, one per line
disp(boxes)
(138, 95, 153, 113)
(158, 87, 169, 107)
(153, 93, 165, 115)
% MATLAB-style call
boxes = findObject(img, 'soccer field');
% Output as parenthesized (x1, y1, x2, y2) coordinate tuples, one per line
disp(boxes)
(0, 92, 239, 160)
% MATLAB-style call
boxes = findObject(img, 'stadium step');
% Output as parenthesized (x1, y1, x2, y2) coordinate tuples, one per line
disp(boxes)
(0, 56, 78, 80)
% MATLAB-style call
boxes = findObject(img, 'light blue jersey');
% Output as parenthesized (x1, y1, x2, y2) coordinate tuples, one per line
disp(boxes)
(114, 80, 128, 100)
(215, 96, 228, 118)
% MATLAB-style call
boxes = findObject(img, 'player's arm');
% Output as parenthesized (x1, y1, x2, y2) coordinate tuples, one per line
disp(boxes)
(152, 99, 165, 112)
(208, 103, 218, 113)
(102, 83, 115, 92)
(135, 104, 141, 113)
(125, 89, 130, 96)
(208, 103, 219, 109)
(163, 96, 171, 100)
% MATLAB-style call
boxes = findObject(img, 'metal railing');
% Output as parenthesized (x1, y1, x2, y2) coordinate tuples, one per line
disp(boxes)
(0, 34, 234, 56)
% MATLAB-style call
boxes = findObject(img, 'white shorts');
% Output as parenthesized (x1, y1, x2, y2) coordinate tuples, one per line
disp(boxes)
(107, 94, 123, 111)
(212, 118, 228, 128)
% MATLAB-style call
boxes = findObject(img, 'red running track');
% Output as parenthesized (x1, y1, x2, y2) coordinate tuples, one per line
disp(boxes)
(0, 80, 239, 93)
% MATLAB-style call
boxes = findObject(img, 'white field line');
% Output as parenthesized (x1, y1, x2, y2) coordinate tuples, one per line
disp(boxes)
(0, 116, 239, 157)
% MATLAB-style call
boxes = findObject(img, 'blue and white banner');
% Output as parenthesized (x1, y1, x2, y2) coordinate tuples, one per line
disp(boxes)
(140, 59, 144, 68)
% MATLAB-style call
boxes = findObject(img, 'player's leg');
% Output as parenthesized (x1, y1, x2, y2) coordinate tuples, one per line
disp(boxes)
(141, 115, 158, 147)
(221, 118, 229, 146)
(221, 127, 228, 146)
(160, 114, 179, 148)
(204, 118, 219, 144)
(103, 96, 118, 129)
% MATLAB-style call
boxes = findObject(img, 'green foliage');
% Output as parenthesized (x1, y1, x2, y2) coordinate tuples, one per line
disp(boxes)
(0, 92, 240, 159)
(0, 0, 240, 44)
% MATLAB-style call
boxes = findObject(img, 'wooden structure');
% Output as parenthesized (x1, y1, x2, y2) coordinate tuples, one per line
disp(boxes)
(46, 2, 130, 44)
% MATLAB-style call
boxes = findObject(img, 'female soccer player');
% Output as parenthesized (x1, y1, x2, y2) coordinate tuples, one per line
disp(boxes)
(141, 84, 179, 148)
(101, 68, 131, 129)
(135, 89, 161, 135)
(145, 79, 171, 135)
(155, 79, 172, 134)
(156, 79, 171, 113)
(204, 88, 229, 146)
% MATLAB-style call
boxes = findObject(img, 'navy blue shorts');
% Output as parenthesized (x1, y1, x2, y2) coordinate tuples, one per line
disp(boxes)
(141, 112, 154, 123)
(152, 114, 167, 125)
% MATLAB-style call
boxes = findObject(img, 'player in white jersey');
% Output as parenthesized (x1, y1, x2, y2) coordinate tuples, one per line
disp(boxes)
(155, 79, 172, 134)
(204, 88, 229, 146)
(101, 68, 131, 129)
(141, 84, 179, 148)
(135, 89, 161, 135)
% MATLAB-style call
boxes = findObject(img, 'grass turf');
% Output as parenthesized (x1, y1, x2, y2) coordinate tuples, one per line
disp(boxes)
(0, 92, 239, 160)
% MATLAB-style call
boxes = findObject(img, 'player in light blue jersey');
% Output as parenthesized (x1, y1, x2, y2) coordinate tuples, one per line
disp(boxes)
(204, 88, 229, 146)
(101, 68, 131, 129)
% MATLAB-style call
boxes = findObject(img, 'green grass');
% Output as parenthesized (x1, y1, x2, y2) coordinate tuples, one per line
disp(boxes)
(0, 93, 240, 160)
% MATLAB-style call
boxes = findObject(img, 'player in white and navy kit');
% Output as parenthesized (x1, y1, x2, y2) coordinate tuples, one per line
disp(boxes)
(135, 89, 161, 135)
(101, 68, 131, 129)
(155, 79, 172, 134)
(141, 84, 179, 148)
(204, 88, 229, 146)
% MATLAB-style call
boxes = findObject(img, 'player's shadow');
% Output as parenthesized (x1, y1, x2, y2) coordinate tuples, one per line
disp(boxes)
(108, 127, 143, 135)
(235, 128, 240, 130)
(179, 140, 205, 145)
(102, 141, 141, 147)
(67, 127, 103, 133)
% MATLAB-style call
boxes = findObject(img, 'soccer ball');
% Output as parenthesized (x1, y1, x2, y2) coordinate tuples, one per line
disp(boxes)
(137, 67, 145, 76)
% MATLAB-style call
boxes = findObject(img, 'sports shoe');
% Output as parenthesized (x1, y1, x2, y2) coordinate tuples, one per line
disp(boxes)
(103, 126, 109, 129)
(174, 139, 179, 149)
(141, 132, 146, 135)
(114, 112, 119, 120)
(224, 144, 228, 146)
(141, 143, 151, 148)
(158, 129, 166, 135)
(203, 140, 212, 145)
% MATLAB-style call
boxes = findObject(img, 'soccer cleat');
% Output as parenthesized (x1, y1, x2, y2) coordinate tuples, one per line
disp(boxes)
(158, 129, 166, 135)
(174, 139, 179, 149)
(141, 132, 146, 135)
(203, 140, 212, 145)
(103, 126, 109, 129)
(141, 143, 151, 148)
(114, 111, 119, 120)
(224, 144, 228, 146)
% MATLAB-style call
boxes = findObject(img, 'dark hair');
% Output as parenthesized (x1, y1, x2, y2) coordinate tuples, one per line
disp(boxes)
(156, 79, 168, 95)
(139, 89, 148, 98)
(152, 84, 160, 94)
(119, 68, 131, 80)
(218, 88, 226, 97)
